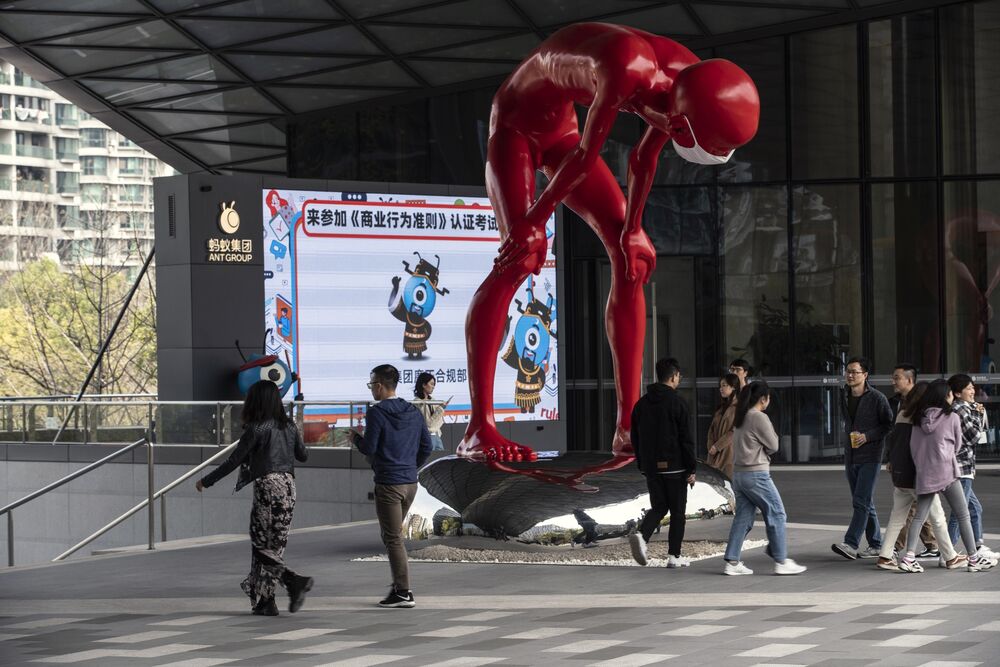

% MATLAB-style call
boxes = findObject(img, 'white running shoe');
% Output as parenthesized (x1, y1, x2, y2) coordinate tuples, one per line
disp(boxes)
(724, 561, 753, 576)
(970, 550, 997, 571)
(628, 532, 648, 566)
(975, 545, 999, 564)
(666, 554, 691, 568)
(774, 558, 807, 575)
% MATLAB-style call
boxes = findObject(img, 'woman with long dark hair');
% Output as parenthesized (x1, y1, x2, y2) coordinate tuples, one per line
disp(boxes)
(946, 374, 996, 559)
(414, 372, 446, 452)
(706, 373, 740, 478)
(722, 381, 805, 576)
(196, 380, 313, 615)
(899, 379, 995, 572)
(876, 382, 963, 571)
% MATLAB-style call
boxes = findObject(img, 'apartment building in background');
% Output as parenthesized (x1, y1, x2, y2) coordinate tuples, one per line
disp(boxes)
(0, 60, 174, 273)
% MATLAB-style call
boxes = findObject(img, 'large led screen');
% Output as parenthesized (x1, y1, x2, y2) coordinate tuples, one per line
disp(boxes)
(263, 187, 559, 424)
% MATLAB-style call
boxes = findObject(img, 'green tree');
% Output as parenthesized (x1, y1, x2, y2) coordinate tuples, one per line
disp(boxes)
(0, 258, 156, 397)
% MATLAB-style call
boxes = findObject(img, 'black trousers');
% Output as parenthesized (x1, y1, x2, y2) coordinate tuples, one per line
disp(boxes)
(639, 474, 689, 555)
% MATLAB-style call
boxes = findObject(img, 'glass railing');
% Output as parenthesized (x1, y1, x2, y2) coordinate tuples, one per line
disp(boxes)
(17, 180, 50, 193)
(57, 182, 79, 194)
(0, 143, 11, 154)
(0, 72, 9, 85)
(56, 150, 79, 161)
(16, 145, 53, 159)
(56, 116, 78, 127)
(0, 178, 11, 191)
(118, 168, 144, 176)
(0, 398, 418, 447)
(0, 108, 9, 120)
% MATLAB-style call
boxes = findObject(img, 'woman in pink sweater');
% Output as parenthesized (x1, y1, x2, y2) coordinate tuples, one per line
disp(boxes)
(900, 379, 995, 572)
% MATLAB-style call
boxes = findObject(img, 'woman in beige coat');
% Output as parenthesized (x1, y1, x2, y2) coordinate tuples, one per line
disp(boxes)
(706, 373, 740, 478)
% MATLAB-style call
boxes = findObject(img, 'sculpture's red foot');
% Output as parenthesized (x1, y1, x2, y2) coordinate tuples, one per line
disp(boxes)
(458, 426, 538, 463)
(612, 425, 634, 457)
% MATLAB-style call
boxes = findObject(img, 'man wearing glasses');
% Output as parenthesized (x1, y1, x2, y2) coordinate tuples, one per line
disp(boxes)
(728, 359, 751, 388)
(352, 365, 434, 607)
(831, 356, 894, 560)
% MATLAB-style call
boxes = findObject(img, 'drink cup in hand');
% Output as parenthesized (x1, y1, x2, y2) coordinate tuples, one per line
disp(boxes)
(850, 431, 863, 449)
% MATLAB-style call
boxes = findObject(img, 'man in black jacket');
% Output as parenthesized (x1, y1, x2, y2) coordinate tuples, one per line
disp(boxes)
(831, 356, 894, 560)
(628, 358, 697, 568)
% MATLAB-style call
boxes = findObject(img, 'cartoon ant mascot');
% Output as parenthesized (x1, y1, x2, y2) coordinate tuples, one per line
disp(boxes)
(500, 276, 556, 413)
(389, 252, 450, 359)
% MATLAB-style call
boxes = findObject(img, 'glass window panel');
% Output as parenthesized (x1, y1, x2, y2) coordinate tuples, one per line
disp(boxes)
(182, 122, 285, 146)
(868, 12, 936, 177)
(797, 386, 848, 462)
(697, 5, 827, 34)
(716, 38, 787, 183)
(944, 180, 1000, 373)
(941, 0, 1000, 175)
(144, 86, 281, 114)
(30, 48, 186, 77)
(0, 12, 130, 41)
(790, 25, 859, 179)
(720, 186, 790, 376)
(84, 79, 224, 106)
(871, 182, 940, 373)
(430, 33, 540, 60)
(104, 55, 239, 83)
(176, 19, 320, 49)
(643, 188, 715, 256)
(390, 0, 522, 26)
(288, 110, 358, 179)
(191, 0, 340, 19)
(792, 184, 862, 374)
(46, 20, 195, 49)
(126, 110, 269, 135)
(249, 26, 381, 55)
(289, 61, 418, 87)
(173, 140, 284, 166)
(225, 54, 360, 81)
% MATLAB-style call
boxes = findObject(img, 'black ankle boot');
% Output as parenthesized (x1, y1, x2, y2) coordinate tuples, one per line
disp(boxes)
(283, 572, 314, 614)
(252, 597, 279, 616)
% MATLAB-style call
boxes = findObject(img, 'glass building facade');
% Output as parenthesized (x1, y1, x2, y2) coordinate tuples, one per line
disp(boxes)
(288, 0, 1000, 463)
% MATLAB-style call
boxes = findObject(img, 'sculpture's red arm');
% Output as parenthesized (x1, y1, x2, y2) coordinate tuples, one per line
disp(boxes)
(496, 96, 622, 274)
(621, 125, 669, 282)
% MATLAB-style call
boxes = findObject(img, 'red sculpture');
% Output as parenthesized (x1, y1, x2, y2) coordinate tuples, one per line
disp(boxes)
(459, 23, 760, 463)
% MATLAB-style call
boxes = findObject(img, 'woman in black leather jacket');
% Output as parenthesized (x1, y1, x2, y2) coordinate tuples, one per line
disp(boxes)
(196, 380, 312, 616)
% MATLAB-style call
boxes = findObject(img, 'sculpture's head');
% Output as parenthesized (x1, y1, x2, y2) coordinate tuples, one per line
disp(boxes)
(667, 59, 760, 165)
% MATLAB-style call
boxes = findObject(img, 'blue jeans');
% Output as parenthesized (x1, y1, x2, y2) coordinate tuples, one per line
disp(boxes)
(948, 478, 983, 545)
(724, 471, 788, 563)
(844, 462, 882, 550)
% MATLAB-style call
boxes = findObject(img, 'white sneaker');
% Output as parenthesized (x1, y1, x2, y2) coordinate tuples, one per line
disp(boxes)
(976, 545, 999, 564)
(724, 561, 753, 576)
(774, 558, 807, 575)
(628, 532, 648, 566)
(666, 554, 691, 568)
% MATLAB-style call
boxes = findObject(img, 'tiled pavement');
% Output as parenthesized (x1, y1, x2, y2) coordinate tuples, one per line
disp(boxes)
(2, 597, 999, 665)
(3, 469, 1000, 666)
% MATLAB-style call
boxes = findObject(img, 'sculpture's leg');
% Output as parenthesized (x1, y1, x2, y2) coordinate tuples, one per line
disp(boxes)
(556, 145, 645, 455)
(459, 128, 541, 463)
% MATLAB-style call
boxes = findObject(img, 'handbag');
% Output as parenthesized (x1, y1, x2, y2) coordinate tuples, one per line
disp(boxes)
(233, 425, 262, 492)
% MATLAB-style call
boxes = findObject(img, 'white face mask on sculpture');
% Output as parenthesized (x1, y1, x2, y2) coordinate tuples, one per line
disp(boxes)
(672, 116, 735, 165)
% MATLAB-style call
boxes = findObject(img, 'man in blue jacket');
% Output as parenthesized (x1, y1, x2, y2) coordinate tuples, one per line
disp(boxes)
(832, 356, 894, 560)
(352, 364, 433, 608)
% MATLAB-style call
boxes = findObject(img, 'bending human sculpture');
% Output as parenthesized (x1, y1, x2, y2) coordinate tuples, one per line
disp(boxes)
(459, 22, 760, 463)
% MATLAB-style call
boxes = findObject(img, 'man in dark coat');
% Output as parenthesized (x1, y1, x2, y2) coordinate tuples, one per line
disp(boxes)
(628, 358, 697, 568)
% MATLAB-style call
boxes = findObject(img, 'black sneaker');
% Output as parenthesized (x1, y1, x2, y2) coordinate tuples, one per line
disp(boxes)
(916, 547, 940, 559)
(284, 574, 313, 614)
(378, 588, 416, 608)
(252, 597, 279, 616)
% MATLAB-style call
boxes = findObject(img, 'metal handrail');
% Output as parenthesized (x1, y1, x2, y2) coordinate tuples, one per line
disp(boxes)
(54, 440, 239, 562)
(1, 437, 151, 567)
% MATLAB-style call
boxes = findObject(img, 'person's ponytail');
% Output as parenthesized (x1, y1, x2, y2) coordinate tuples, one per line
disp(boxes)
(733, 380, 771, 428)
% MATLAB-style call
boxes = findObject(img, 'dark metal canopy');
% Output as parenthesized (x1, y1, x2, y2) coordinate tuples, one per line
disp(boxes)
(0, 0, 951, 175)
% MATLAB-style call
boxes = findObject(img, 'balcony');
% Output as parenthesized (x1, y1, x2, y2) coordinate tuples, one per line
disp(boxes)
(57, 118, 79, 128)
(16, 145, 53, 159)
(57, 182, 80, 195)
(56, 150, 79, 161)
(119, 168, 144, 176)
(14, 73, 49, 90)
(17, 180, 50, 194)
(0, 143, 11, 155)
(0, 178, 11, 191)
(0, 72, 8, 85)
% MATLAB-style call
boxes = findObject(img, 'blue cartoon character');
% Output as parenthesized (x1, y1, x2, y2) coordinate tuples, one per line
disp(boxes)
(500, 276, 557, 413)
(236, 339, 298, 398)
(388, 252, 449, 359)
